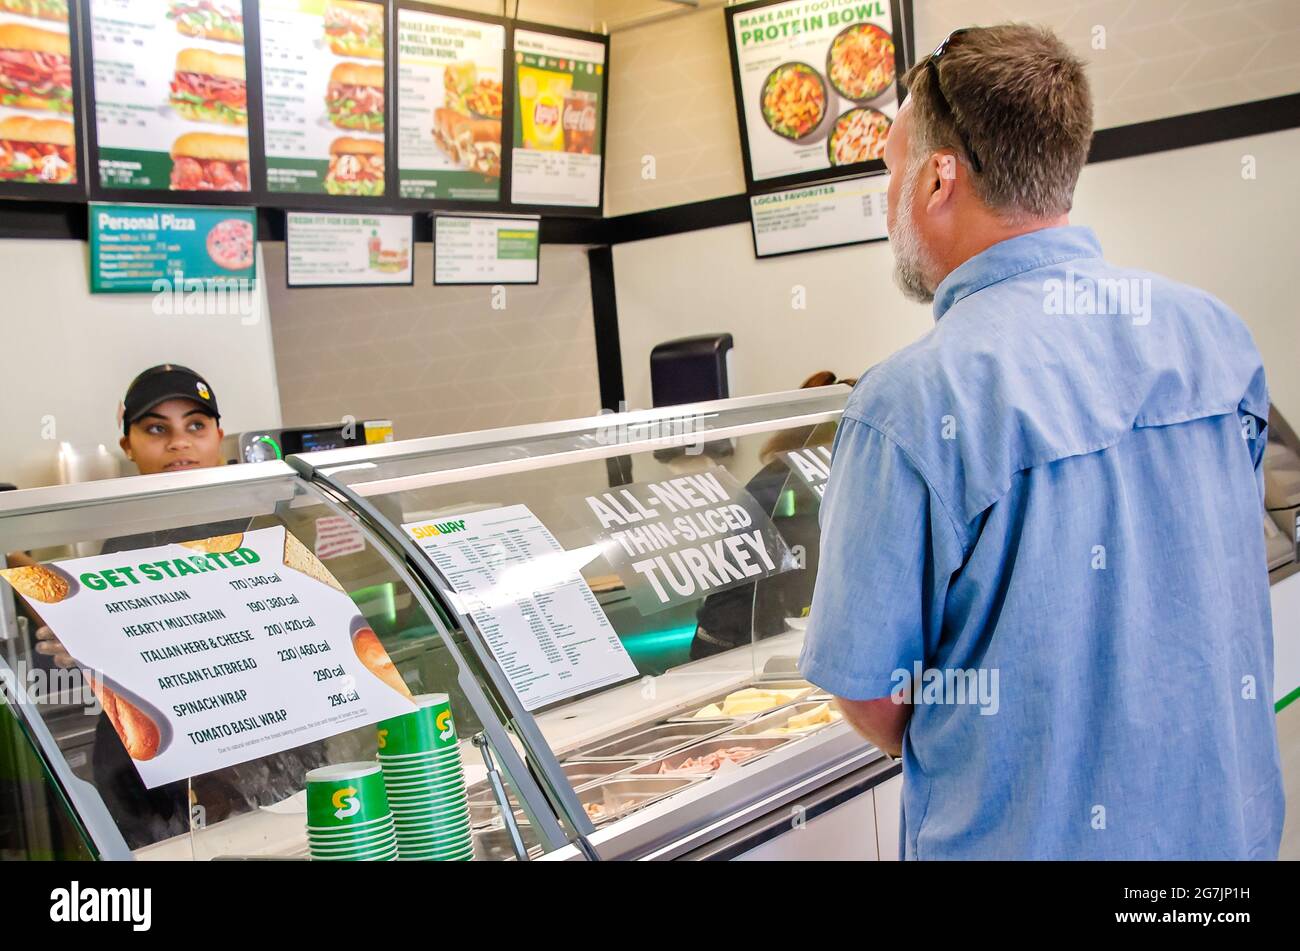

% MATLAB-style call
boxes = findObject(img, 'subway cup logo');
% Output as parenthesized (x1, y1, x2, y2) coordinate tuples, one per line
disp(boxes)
(333, 787, 360, 820)
(306, 763, 388, 828)
(436, 709, 454, 742)
(377, 695, 456, 754)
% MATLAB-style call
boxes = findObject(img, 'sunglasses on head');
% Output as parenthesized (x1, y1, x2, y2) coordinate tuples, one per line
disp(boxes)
(923, 28, 983, 174)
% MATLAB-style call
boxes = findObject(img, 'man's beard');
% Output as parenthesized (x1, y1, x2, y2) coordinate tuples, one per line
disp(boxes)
(889, 156, 941, 304)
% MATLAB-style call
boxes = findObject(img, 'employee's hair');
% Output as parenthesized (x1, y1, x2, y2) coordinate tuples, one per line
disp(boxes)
(903, 24, 1093, 219)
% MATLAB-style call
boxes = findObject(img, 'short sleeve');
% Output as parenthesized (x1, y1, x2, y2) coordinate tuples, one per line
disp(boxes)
(798, 418, 963, 700)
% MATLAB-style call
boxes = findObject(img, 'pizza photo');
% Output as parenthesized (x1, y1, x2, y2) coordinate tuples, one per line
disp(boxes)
(205, 217, 253, 271)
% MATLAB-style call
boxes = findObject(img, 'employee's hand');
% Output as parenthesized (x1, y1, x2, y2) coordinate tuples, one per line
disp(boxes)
(33, 625, 77, 669)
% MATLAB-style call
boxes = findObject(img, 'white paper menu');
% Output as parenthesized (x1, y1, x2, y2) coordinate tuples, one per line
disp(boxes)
(402, 505, 637, 711)
(0, 526, 415, 789)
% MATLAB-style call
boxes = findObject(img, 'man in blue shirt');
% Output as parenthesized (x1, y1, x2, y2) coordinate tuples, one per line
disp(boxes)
(800, 24, 1284, 859)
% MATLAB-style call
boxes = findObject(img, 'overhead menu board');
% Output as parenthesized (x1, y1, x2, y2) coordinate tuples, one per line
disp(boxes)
(402, 506, 638, 712)
(396, 3, 505, 204)
(0, 0, 83, 197)
(434, 214, 538, 285)
(750, 173, 888, 257)
(259, 0, 385, 198)
(286, 211, 413, 286)
(0, 527, 416, 789)
(88, 201, 256, 293)
(86, 0, 252, 196)
(509, 25, 607, 211)
(726, 0, 905, 190)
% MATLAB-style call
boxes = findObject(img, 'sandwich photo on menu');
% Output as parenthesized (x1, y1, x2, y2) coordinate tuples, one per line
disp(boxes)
(169, 131, 249, 191)
(0, 114, 73, 182)
(167, 0, 243, 45)
(433, 108, 500, 179)
(170, 48, 247, 126)
(324, 0, 382, 60)
(0, 22, 71, 113)
(324, 136, 383, 196)
(0, 0, 67, 24)
(326, 61, 383, 132)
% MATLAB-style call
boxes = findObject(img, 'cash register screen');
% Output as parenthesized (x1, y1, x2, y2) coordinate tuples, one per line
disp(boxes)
(297, 429, 347, 453)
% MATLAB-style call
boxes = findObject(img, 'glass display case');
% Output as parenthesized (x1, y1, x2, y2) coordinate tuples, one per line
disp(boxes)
(0, 388, 899, 861)
(293, 386, 891, 860)
(0, 462, 575, 861)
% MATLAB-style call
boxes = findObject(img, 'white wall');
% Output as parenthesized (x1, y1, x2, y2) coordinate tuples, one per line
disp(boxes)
(263, 241, 603, 439)
(0, 240, 280, 489)
(614, 126, 1300, 425)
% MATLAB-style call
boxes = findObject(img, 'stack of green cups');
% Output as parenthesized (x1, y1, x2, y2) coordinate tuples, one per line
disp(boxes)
(306, 763, 398, 861)
(377, 694, 474, 861)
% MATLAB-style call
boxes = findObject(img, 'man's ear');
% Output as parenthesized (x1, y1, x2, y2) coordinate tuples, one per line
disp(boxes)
(925, 151, 958, 214)
(118, 434, 132, 461)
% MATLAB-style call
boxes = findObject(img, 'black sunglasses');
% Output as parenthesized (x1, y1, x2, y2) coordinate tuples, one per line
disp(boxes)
(923, 28, 983, 174)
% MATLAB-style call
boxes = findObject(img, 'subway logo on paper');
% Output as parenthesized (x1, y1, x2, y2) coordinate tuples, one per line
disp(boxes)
(409, 520, 467, 540)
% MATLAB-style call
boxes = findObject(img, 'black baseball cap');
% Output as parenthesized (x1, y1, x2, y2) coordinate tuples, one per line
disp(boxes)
(121, 365, 221, 436)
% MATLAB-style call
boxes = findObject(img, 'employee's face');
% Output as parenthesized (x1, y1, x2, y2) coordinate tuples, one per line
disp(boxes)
(120, 399, 225, 475)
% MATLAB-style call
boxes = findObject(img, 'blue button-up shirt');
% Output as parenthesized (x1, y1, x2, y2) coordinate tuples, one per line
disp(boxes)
(800, 225, 1284, 859)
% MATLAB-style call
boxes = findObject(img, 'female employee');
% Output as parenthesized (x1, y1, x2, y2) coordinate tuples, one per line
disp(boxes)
(33, 365, 324, 849)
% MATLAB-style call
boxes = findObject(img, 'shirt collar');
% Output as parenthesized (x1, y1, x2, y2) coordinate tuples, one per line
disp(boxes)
(931, 225, 1104, 322)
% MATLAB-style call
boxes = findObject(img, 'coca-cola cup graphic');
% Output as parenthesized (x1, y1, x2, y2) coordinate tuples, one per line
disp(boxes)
(563, 90, 598, 154)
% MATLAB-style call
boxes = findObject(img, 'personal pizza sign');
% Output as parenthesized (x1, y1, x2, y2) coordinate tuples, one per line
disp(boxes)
(0, 526, 414, 788)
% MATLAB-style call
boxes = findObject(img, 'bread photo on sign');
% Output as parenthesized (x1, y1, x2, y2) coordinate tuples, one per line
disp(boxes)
(179, 533, 244, 555)
(0, 115, 76, 184)
(282, 530, 345, 593)
(323, 136, 383, 197)
(89, 674, 169, 762)
(0, 563, 76, 604)
(170, 47, 247, 126)
(169, 131, 249, 191)
(432, 108, 500, 178)
(323, 0, 382, 60)
(0, 22, 73, 114)
(349, 615, 410, 699)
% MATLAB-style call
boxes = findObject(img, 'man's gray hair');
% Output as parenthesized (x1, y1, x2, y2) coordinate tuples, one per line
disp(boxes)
(904, 24, 1094, 218)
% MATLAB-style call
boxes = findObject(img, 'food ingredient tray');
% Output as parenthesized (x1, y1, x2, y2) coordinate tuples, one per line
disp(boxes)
(725, 701, 843, 737)
(626, 735, 793, 778)
(577, 776, 704, 826)
(567, 720, 734, 761)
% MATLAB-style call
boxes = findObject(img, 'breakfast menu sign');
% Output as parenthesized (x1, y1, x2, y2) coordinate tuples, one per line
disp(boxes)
(0, 527, 416, 788)
(87, 0, 252, 193)
(726, 0, 904, 188)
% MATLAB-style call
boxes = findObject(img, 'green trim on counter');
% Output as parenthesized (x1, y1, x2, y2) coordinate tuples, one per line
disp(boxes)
(1276, 684, 1300, 713)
